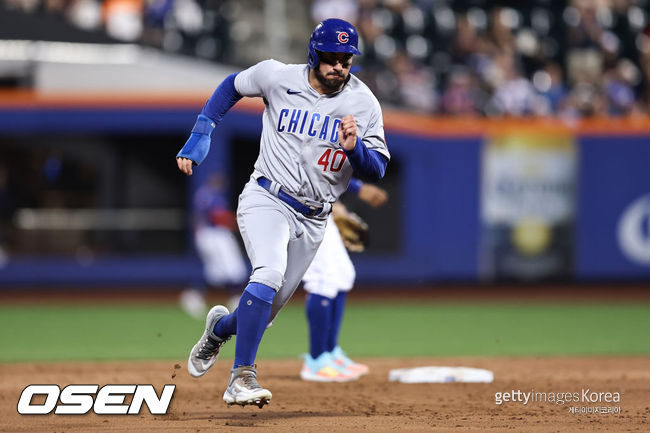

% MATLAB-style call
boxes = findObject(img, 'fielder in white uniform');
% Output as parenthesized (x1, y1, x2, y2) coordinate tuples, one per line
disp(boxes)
(176, 18, 389, 408)
(179, 173, 248, 319)
(301, 180, 388, 382)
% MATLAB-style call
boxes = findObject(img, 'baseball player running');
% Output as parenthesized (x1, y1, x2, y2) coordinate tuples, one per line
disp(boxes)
(301, 179, 388, 382)
(176, 18, 389, 408)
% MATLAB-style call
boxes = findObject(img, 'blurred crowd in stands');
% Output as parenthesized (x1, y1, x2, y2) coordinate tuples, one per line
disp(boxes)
(3, 0, 237, 60)
(318, 0, 650, 117)
(3, 0, 650, 117)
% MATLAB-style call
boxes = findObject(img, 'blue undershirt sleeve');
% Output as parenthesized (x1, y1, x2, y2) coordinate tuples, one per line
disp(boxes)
(346, 177, 363, 195)
(201, 72, 243, 123)
(176, 73, 243, 165)
(343, 137, 388, 181)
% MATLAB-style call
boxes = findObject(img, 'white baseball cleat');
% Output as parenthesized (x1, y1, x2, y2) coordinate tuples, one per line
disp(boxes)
(187, 305, 230, 377)
(223, 365, 272, 408)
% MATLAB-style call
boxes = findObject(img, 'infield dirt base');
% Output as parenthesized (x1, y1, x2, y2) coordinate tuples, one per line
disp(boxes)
(2, 357, 648, 432)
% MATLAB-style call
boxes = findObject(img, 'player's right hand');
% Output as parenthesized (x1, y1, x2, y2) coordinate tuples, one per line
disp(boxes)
(339, 115, 358, 151)
(177, 157, 194, 176)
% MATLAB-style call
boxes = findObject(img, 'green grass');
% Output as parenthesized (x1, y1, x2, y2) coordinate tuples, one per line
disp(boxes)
(1, 301, 649, 362)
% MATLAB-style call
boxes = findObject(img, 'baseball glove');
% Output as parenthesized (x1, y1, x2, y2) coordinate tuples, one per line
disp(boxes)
(334, 212, 369, 252)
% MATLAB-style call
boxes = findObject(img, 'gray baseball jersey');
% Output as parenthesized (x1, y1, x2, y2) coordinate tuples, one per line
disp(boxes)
(234, 60, 390, 205)
(233, 60, 389, 321)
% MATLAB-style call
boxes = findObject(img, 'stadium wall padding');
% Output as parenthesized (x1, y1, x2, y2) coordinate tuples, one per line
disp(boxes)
(576, 136, 650, 279)
(1, 104, 649, 285)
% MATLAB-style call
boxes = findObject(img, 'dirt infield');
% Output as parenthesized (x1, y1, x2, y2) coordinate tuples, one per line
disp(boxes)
(2, 356, 648, 432)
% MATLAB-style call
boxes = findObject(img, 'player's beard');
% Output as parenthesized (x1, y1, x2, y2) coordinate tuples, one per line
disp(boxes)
(314, 67, 347, 91)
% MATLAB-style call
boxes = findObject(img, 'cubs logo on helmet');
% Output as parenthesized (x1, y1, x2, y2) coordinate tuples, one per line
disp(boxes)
(308, 18, 361, 69)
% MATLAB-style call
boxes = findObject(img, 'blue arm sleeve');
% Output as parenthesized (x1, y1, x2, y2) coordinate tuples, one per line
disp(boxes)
(201, 72, 243, 122)
(177, 73, 242, 165)
(346, 177, 363, 195)
(343, 137, 388, 180)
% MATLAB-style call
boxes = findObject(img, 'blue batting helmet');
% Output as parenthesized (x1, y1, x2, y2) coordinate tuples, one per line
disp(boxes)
(308, 18, 362, 69)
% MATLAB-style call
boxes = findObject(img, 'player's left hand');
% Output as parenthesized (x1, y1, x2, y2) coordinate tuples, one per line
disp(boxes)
(177, 157, 194, 176)
(338, 115, 357, 151)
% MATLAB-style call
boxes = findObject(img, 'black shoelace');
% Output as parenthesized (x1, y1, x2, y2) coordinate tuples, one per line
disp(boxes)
(197, 337, 221, 360)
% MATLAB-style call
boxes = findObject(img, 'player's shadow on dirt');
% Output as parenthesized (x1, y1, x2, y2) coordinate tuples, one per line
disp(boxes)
(173, 410, 355, 422)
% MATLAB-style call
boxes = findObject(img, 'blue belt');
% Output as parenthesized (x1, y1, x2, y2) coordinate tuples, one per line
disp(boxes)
(257, 177, 324, 217)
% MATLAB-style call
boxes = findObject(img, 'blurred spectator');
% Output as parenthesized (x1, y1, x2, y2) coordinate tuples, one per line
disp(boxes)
(102, 0, 144, 41)
(67, 0, 102, 31)
(563, 79, 607, 118)
(385, 52, 437, 113)
(489, 50, 546, 116)
(442, 66, 477, 116)
(311, 0, 358, 25)
(534, 62, 569, 114)
(566, 0, 603, 52)
(490, 7, 516, 53)
(639, 30, 650, 110)
(604, 58, 640, 116)
(141, 0, 173, 47)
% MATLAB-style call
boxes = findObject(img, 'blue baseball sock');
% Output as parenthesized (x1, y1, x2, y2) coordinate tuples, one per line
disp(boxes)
(213, 307, 238, 338)
(306, 293, 332, 359)
(233, 282, 276, 368)
(327, 291, 347, 352)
